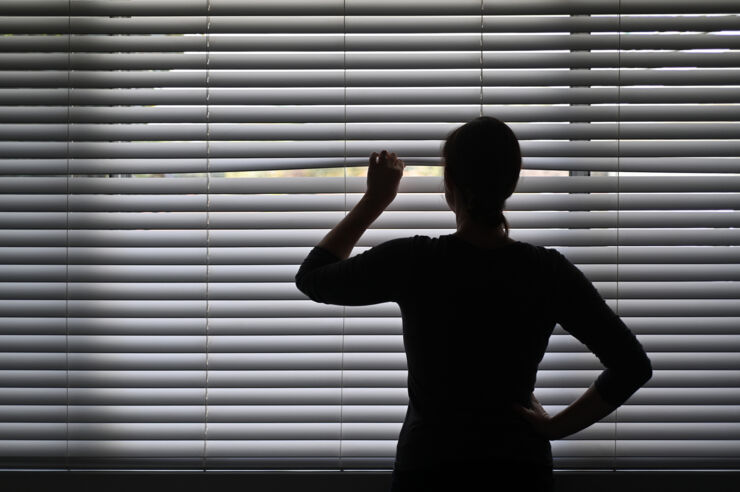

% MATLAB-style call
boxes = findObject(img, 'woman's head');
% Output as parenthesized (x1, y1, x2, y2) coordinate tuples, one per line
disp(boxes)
(442, 116, 521, 234)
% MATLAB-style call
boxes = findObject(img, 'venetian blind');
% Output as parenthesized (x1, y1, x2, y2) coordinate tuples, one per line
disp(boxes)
(0, 0, 739, 471)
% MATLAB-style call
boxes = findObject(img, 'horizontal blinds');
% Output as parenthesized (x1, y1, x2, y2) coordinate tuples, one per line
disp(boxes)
(1, 0, 739, 470)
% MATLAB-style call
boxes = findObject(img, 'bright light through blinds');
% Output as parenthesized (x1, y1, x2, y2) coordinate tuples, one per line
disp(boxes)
(0, 0, 739, 470)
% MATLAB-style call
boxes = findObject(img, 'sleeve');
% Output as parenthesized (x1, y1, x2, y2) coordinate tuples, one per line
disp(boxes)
(549, 249, 653, 407)
(294, 236, 417, 306)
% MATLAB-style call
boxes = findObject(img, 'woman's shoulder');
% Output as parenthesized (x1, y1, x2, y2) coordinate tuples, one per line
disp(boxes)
(391, 234, 567, 266)
(520, 244, 576, 276)
(404, 234, 541, 253)
(510, 241, 566, 260)
(380, 234, 439, 251)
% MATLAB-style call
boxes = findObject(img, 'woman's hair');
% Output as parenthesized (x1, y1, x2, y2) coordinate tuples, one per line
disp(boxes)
(442, 116, 521, 235)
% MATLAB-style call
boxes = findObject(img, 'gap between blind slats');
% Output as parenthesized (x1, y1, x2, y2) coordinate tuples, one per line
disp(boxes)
(1, 157, 739, 174)
(1, 141, 739, 159)
(3, 176, 740, 194)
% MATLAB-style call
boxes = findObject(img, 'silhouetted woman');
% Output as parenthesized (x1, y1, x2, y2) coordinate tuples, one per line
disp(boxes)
(295, 116, 652, 492)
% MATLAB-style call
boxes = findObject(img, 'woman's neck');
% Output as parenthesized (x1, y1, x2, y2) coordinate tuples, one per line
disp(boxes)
(453, 218, 512, 248)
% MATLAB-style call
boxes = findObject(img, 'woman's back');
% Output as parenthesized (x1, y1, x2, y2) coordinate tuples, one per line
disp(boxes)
(296, 231, 651, 473)
(400, 233, 553, 406)
(393, 233, 557, 471)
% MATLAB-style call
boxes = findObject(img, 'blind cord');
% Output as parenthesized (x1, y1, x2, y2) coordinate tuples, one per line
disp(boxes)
(204, 1, 212, 472)
(65, 0, 71, 472)
(614, 1, 622, 472)
(339, 0, 348, 471)
(480, 0, 484, 117)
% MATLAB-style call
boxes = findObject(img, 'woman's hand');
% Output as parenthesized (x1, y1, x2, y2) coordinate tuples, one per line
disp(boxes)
(365, 150, 405, 207)
(512, 393, 560, 441)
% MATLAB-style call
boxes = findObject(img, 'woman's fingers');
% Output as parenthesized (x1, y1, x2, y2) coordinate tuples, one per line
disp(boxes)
(372, 150, 402, 167)
(371, 150, 404, 173)
(390, 153, 405, 169)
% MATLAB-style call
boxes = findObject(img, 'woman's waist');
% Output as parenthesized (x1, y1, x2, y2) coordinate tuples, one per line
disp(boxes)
(394, 432, 553, 471)
(407, 404, 528, 426)
(400, 411, 548, 448)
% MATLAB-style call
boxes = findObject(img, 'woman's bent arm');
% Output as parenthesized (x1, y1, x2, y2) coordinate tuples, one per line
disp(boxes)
(515, 248, 653, 439)
(515, 385, 616, 440)
(547, 383, 619, 440)
(517, 367, 652, 441)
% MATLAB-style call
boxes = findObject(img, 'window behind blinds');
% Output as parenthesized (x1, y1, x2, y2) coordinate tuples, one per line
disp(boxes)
(0, 0, 739, 471)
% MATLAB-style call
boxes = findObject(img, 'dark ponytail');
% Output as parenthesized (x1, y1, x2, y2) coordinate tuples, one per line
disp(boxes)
(442, 116, 521, 235)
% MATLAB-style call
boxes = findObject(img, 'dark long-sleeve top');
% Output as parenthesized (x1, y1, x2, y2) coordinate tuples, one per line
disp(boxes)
(295, 233, 652, 471)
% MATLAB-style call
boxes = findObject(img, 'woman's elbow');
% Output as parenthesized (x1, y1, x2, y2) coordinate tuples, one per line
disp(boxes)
(637, 355, 653, 387)
(295, 271, 312, 298)
(295, 271, 326, 304)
